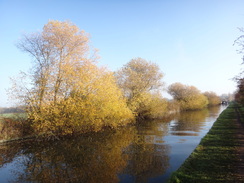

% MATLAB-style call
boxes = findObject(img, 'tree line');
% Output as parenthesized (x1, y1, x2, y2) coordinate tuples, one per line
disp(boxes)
(10, 20, 221, 137)
(234, 28, 244, 103)
(0, 107, 24, 114)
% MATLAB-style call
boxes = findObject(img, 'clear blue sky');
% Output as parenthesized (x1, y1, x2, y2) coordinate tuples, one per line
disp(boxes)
(1, 0, 244, 107)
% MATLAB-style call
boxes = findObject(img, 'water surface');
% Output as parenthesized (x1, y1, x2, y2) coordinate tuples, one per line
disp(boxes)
(0, 105, 226, 183)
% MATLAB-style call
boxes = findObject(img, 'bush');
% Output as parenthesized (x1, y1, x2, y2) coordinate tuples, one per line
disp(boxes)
(0, 117, 32, 141)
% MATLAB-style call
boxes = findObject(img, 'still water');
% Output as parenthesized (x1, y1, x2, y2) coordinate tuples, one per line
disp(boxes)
(0, 106, 226, 183)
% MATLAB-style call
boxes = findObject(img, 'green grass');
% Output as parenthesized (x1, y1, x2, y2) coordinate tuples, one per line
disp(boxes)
(168, 103, 240, 183)
(0, 113, 26, 120)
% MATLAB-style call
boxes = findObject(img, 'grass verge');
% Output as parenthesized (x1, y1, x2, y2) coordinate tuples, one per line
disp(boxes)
(0, 113, 26, 121)
(168, 103, 240, 183)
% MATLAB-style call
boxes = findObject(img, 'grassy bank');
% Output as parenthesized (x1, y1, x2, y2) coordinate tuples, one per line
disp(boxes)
(168, 103, 240, 183)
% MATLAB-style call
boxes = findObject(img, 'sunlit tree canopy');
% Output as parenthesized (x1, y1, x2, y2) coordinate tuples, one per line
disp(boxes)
(11, 20, 133, 137)
(203, 91, 221, 106)
(168, 82, 208, 111)
(115, 58, 166, 119)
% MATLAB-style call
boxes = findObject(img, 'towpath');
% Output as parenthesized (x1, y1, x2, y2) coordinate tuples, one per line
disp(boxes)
(234, 105, 244, 181)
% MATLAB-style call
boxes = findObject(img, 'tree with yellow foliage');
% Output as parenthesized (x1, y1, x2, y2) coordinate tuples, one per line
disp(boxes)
(115, 58, 167, 119)
(203, 91, 221, 106)
(12, 20, 133, 137)
(168, 82, 208, 111)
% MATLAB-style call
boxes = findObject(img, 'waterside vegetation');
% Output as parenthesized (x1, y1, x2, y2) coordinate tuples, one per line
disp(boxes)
(4, 20, 223, 141)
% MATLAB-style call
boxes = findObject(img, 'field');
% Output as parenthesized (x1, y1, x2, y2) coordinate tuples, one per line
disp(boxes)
(0, 113, 26, 118)
(0, 113, 27, 122)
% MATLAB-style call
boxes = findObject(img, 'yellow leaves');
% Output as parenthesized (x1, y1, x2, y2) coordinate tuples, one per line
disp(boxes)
(116, 58, 164, 96)
(115, 58, 166, 119)
(126, 92, 168, 119)
(43, 20, 89, 56)
(15, 21, 171, 137)
(28, 61, 133, 136)
(168, 82, 209, 111)
(179, 94, 208, 111)
(203, 91, 221, 106)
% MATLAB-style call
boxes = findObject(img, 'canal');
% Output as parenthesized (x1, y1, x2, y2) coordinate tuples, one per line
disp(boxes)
(0, 105, 226, 183)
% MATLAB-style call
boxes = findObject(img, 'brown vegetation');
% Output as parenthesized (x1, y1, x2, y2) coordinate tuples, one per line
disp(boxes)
(0, 117, 32, 141)
(234, 28, 244, 104)
(203, 91, 221, 106)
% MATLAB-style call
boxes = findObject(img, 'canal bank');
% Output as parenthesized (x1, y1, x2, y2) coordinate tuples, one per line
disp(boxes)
(168, 103, 244, 182)
(0, 105, 225, 182)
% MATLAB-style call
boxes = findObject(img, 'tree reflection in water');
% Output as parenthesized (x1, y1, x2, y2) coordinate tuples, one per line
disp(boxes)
(0, 106, 223, 183)
(0, 120, 171, 183)
(122, 120, 171, 183)
(0, 128, 135, 183)
(169, 106, 221, 136)
(170, 109, 210, 134)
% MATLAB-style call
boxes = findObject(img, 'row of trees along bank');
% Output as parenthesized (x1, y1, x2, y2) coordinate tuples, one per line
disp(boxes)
(9, 20, 221, 138)
(234, 28, 244, 104)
